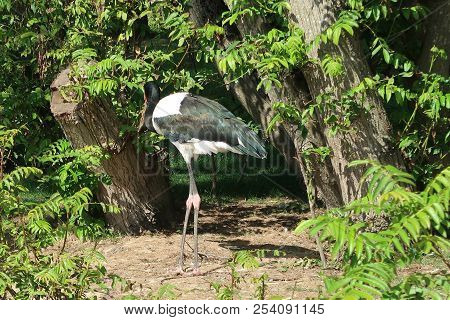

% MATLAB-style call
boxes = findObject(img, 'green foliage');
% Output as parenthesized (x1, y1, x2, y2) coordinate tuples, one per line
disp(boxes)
(0, 126, 19, 150)
(138, 131, 166, 154)
(147, 284, 178, 300)
(2, 0, 446, 184)
(321, 55, 344, 77)
(211, 250, 270, 300)
(38, 139, 110, 194)
(267, 102, 305, 134)
(252, 272, 269, 300)
(0, 130, 121, 299)
(386, 273, 449, 300)
(1, 0, 448, 301)
(223, 0, 291, 26)
(216, 25, 308, 91)
(295, 162, 450, 299)
(230, 0, 450, 184)
(318, 10, 359, 46)
(341, 1, 449, 181)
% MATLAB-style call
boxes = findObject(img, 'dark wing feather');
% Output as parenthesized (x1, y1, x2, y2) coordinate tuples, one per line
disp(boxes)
(154, 94, 266, 158)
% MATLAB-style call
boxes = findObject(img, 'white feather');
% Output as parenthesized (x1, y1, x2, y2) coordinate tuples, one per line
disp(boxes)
(172, 140, 241, 162)
(172, 141, 194, 163)
(153, 92, 187, 119)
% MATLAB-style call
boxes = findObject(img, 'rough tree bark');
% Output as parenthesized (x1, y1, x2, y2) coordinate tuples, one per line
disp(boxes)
(288, 0, 404, 202)
(418, 0, 450, 76)
(50, 68, 174, 234)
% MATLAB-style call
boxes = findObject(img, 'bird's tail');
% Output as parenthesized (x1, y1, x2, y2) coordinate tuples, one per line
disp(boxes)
(233, 124, 267, 159)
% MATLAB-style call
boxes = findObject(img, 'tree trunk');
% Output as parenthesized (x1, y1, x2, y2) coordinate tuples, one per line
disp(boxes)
(266, 70, 344, 207)
(288, 0, 404, 202)
(50, 68, 174, 234)
(230, 68, 344, 206)
(418, 0, 450, 76)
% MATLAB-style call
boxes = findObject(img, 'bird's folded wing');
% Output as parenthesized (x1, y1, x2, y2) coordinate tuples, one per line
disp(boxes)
(154, 94, 266, 158)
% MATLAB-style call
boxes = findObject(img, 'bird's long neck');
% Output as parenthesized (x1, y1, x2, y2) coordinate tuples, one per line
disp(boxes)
(140, 99, 158, 133)
(146, 100, 157, 110)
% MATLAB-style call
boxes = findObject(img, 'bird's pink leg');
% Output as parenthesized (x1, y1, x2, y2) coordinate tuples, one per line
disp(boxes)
(179, 158, 201, 275)
(178, 197, 192, 273)
(192, 192, 201, 274)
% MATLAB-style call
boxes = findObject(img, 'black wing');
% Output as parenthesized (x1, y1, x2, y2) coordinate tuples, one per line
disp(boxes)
(154, 94, 266, 159)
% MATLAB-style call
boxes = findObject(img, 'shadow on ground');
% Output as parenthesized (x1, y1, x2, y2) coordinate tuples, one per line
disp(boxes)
(216, 239, 320, 259)
(190, 201, 309, 237)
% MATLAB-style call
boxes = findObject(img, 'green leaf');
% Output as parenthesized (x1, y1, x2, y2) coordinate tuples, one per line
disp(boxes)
(341, 24, 354, 36)
(355, 236, 364, 259)
(294, 219, 317, 235)
(398, 229, 410, 246)
(392, 238, 406, 256)
(332, 27, 342, 45)
(382, 48, 390, 64)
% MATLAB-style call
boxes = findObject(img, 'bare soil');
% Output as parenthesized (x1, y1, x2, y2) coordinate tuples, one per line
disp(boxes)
(61, 197, 444, 300)
(64, 198, 331, 299)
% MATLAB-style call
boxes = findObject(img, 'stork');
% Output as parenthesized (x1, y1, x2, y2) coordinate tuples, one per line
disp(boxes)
(139, 82, 266, 274)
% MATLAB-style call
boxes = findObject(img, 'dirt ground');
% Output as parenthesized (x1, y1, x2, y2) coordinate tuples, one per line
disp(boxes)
(64, 198, 331, 299)
(62, 197, 444, 300)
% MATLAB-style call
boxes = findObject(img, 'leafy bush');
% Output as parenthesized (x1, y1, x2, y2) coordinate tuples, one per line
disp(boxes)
(295, 161, 449, 299)
(0, 129, 121, 299)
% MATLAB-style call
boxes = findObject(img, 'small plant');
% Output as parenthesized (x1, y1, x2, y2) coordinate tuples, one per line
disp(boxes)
(252, 272, 269, 299)
(210, 282, 237, 300)
(148, 284, 178, 300)
(294, 257, 321, 269)
(211, 251, 250, 300)
(211, 250, 273, 300)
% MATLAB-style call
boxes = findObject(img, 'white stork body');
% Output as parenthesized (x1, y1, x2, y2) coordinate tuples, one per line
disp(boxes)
(142, 83, 266, 273)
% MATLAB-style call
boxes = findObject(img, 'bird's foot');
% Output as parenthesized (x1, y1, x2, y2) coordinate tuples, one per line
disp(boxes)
(175, 266, 185, 275)
(191, 268, 203, 276)
(175, 265, 203, 277)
